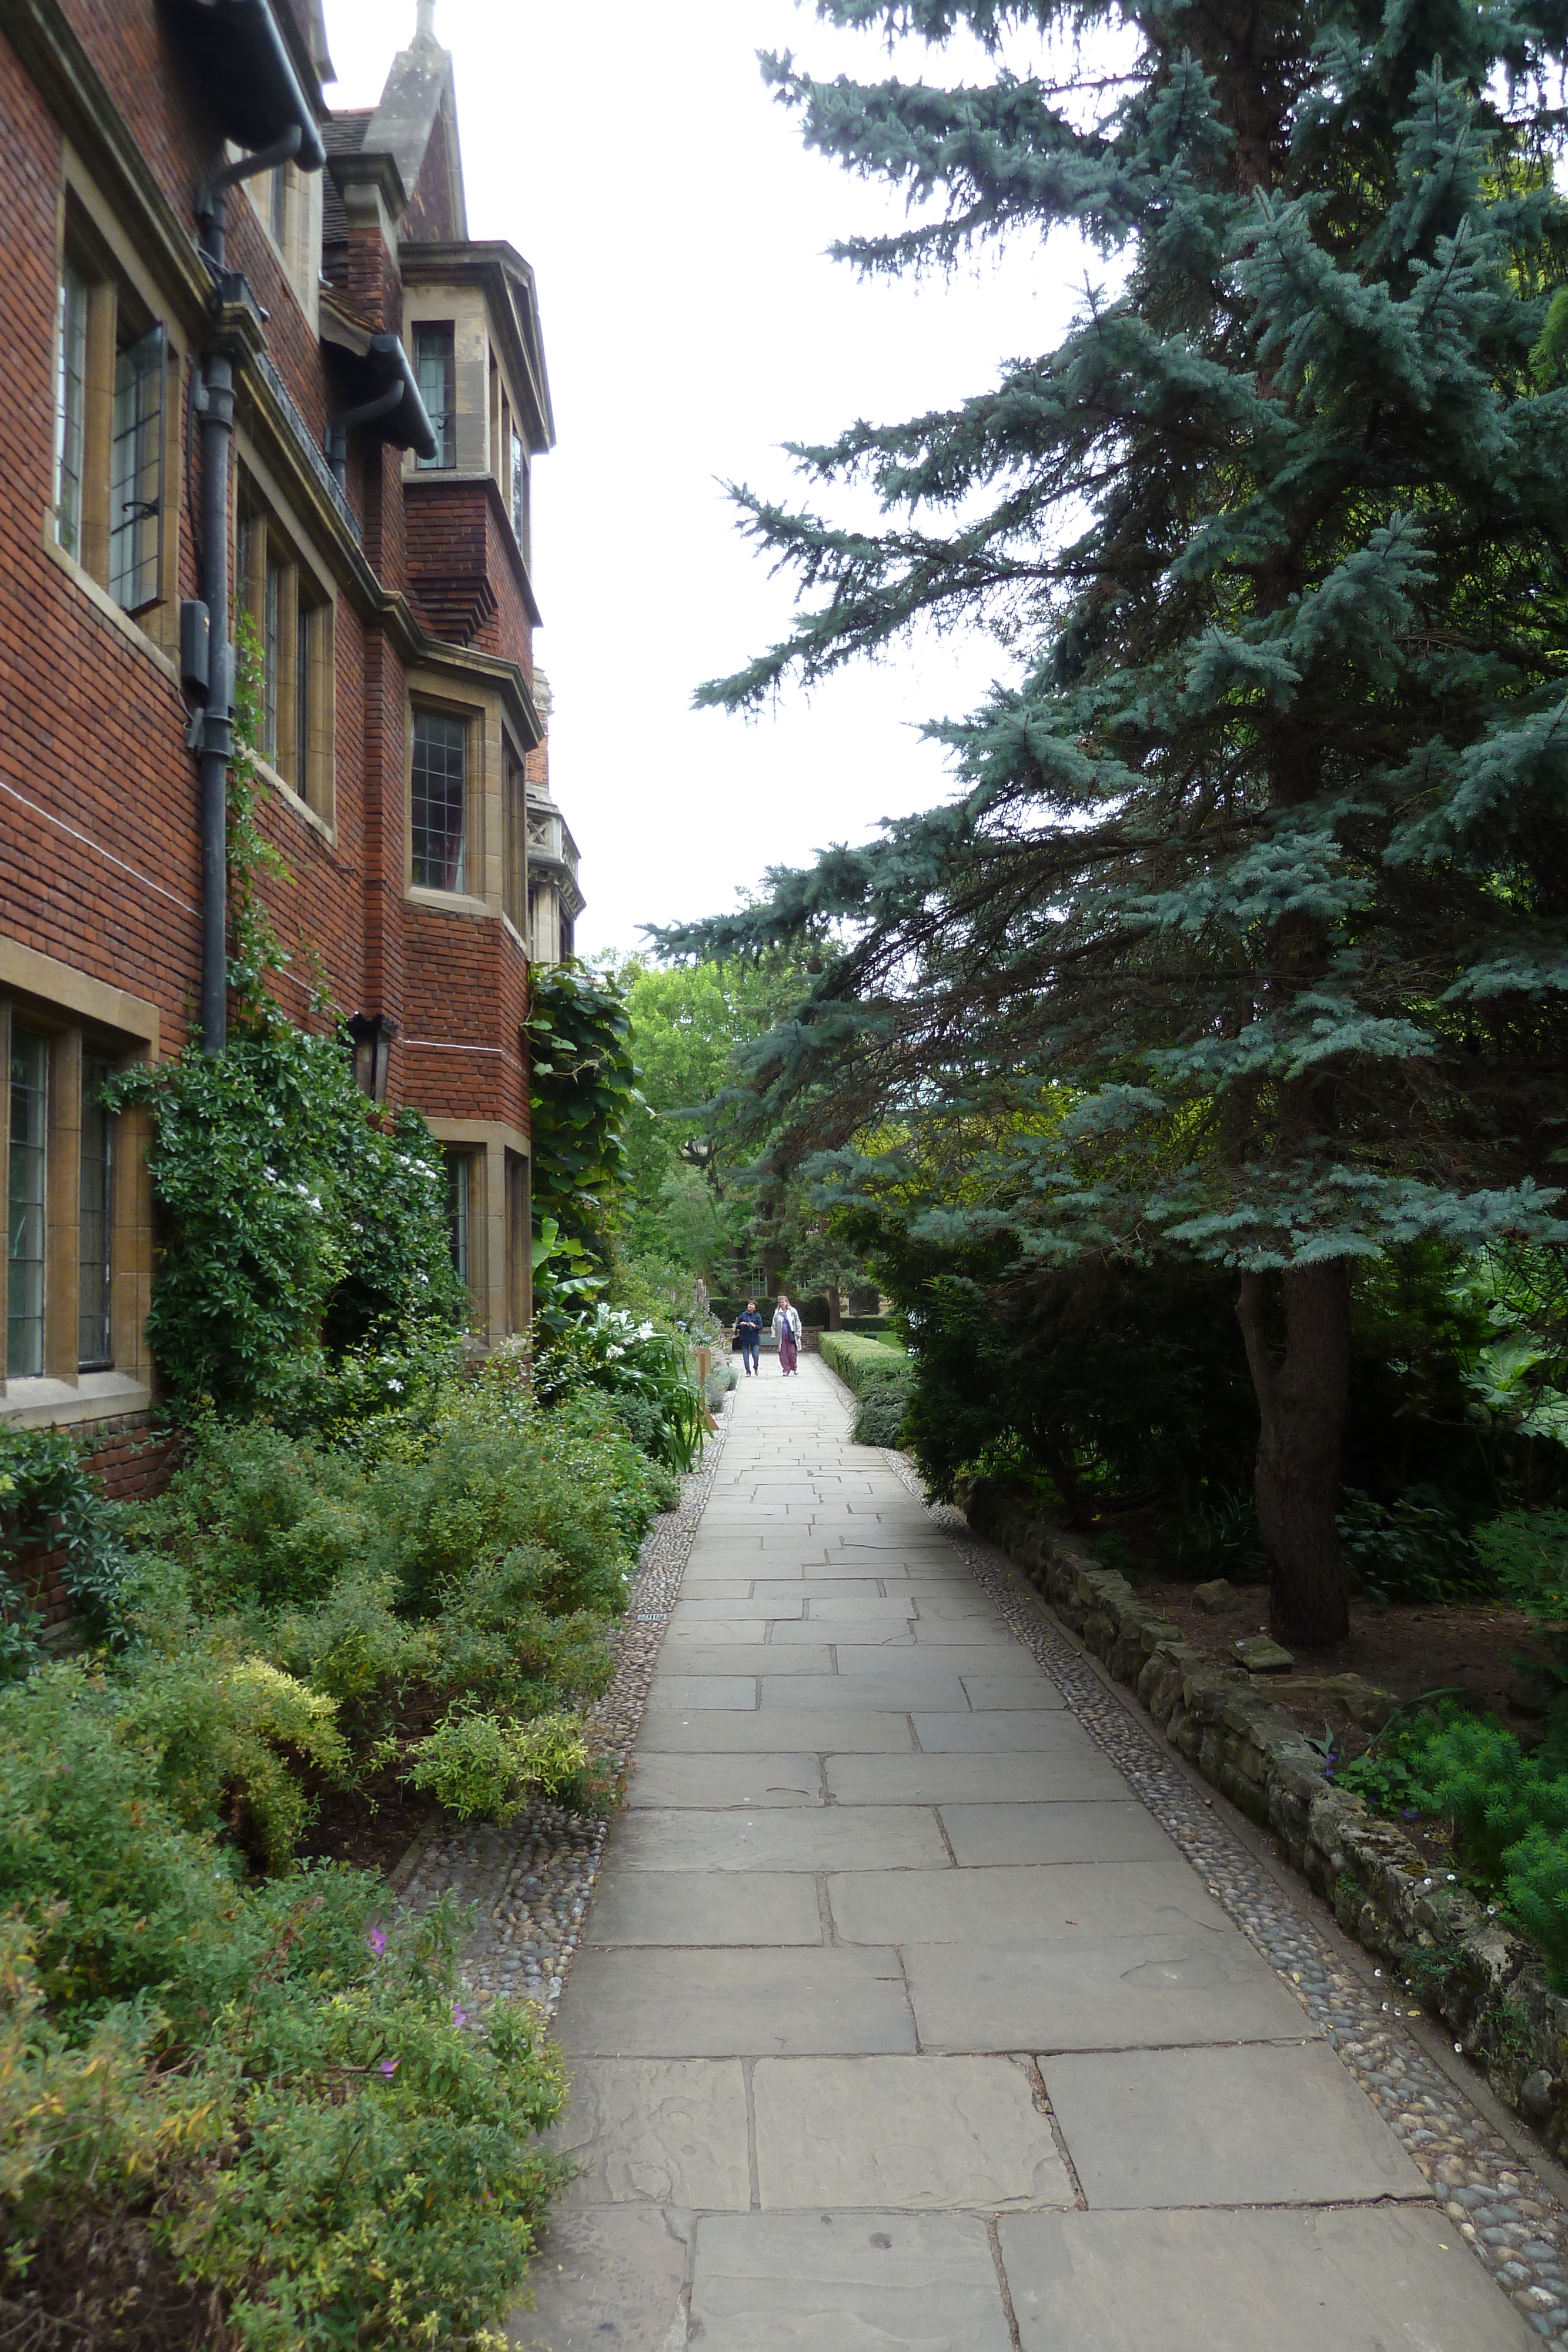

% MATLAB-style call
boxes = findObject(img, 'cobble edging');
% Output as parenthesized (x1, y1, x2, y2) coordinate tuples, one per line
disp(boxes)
(395, 1396, 733, 2014)
(960, 1488, 1568, 2164)
(908, 1467, 1568, 2342)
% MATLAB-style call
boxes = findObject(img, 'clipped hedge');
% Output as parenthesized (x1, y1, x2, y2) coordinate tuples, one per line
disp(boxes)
(819, 1333, 913, 1447)
(818, 1332, 907, 1392)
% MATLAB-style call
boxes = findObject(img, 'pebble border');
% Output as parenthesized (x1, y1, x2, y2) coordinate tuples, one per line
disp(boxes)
(395, 1394, 733, 2014)
(875, 1445, 1568, 2344)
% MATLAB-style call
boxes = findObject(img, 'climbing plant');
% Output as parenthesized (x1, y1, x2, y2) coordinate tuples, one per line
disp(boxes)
(527, 961, 640, 1258)
(0, 1423, 133, 1675)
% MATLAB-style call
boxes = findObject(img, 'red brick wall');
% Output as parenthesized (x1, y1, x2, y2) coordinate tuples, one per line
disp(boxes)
(8, 1412, 180, 1631)
(1, 6, 540, 1418)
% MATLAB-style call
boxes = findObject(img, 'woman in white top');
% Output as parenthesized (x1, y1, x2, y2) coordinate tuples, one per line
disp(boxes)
(772, 1293, 802, 1377)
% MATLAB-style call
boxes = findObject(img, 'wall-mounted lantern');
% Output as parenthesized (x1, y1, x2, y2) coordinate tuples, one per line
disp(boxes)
(347, 1011, 398, 1105)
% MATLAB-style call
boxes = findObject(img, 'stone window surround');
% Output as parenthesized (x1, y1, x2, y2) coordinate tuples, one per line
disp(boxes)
(399, 282, 533, 533)
(403, 663, 531, 934)
(423, 1119, 531, 1346)
(234, 435, 339, 836)
(0, 938, 158, 1429)
(43, 146, 188, 679)
(239, 151, 323, 337)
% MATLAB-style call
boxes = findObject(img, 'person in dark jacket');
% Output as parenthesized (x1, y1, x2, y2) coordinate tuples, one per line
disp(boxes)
(735, 1299, 763, 1376)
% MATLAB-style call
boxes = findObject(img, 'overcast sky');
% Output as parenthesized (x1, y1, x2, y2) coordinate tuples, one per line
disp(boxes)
(324, 1, 1090, 954)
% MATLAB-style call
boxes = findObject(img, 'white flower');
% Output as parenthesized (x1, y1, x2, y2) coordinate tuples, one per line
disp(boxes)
(387, 1379, 403, 1392)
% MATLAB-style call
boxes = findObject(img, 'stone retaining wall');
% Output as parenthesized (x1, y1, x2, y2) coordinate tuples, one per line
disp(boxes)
(965, 1485, 1568, 2161)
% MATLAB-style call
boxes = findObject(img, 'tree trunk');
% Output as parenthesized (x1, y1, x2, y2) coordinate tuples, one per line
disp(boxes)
(1235, 1261, 1352, 1648)
(827, 1284, 842, 1331)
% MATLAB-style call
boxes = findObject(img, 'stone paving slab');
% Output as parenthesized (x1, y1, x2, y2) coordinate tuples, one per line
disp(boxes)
(962, 1670, 1075, 1709)
(825, 1741, 1115, 1805)
(628, 1752, 823, 1808)
(753, 2057, 1074, 2211)
(558, 1945, 915, 2056)
(687, 2211, 1014, 2352)
(1043, 2040, 1427, 2207)
(827, 1861, 1231, 1947)
(904, 1930, 1318, 2051)
(616, 1803, 951, 1873)
(584, 1869, 824, 1947)
(758, 1670, 975, 1710)
(510, 2205, 691, 2351)
(636, 1707, 917, 1753)
(938, 1797, 1188, 1865)
(643, 1675, 760, 1710)
(553, 2060, 750, 2208)
(910, 1705, 1074, 1745)
(656, 1641, 838, 1675)
(997, 2206, 1536, 2351)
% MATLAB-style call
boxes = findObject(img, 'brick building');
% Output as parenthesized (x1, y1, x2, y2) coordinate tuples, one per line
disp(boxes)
(0, 0, 583, 1485)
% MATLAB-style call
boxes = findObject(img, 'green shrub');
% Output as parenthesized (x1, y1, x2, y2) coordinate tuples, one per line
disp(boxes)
(851, 1374, 911, 1448)
(818, 1331, 908, 1394)
(367, 1415, 629, 1620)
(265, 1571, 434, 1748)
(0, 1666, 571, 2344)
(129, 1422, 374, 1611)
(1475, 1508, 1568, 1618)
(1337, 1709, 1568, 1988)
(112, 1650, 349, 1873)
(1336, 1486, 1485, 1603)
(404, 1708, 599, 1824)
(531, 1307, 707, 1472)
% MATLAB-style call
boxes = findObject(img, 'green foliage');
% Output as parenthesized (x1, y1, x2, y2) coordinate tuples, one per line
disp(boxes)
(131, 1421, 375, 1610)
(107, 1038, 466, 1419)
(0, 1661, 571, 2344)
(532, 1306, 707, 1474)
(1338, 1709, 1568, 1989)
(1475, 1508, 1568, 1618)
(112, 1652, 349, 1875)
(0, 1422, 133, 1672)
(818, 1331, 907, 1392)
(404, 1708, 600, 1826)
(527, 962, 639, 1260)
(851, 1373, 912, 1449)
(1335, 1488, 1485, 1605)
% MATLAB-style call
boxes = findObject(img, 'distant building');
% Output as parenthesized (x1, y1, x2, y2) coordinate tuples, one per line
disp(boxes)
(0, 0, 587, 1481)
(524, 674, 584, 965)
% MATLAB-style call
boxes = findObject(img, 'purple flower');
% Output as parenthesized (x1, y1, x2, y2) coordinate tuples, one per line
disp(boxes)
(367, 1926, 387, 1958)
(380, 2058, 399, 2077)
(1401, 1808, 1420, 1821)
(452, 2005, 468, 2029)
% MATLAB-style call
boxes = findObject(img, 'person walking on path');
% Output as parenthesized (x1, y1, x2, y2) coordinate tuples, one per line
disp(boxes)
(773, 1292, 801, 1375)
(735, 1299, 763, 1377)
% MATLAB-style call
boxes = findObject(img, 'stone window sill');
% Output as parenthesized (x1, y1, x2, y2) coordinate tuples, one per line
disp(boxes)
(0, 1371, 153, 1429)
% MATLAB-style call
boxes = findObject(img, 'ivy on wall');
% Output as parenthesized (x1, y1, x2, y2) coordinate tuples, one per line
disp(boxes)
(527, 963, 640, 1259)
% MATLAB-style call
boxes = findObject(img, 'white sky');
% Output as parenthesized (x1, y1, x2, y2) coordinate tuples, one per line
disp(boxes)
(323, 1, 1092, 954)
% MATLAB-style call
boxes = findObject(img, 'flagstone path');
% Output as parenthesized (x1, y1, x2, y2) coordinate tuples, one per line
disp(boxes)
(511, 1355, 1535, 2351)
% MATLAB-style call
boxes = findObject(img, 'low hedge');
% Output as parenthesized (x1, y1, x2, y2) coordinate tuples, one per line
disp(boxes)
(818, 1331, 907, 1392)
(819, 1333, 912, 1446)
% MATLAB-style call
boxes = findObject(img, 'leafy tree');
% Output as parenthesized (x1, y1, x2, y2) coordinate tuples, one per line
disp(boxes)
(660, 0, 1568, 1642)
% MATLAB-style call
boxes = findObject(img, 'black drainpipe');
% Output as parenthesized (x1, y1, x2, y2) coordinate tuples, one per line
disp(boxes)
(190, 128, 301, 1053)
(196, 349, 235, 1055)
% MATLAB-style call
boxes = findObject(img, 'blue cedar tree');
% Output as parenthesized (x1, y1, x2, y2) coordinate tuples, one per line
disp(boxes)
(656, 1, 1568, 1643)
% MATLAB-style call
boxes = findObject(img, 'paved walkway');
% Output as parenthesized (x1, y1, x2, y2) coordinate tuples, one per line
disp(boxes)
(514, 1357, 1530, 2350)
